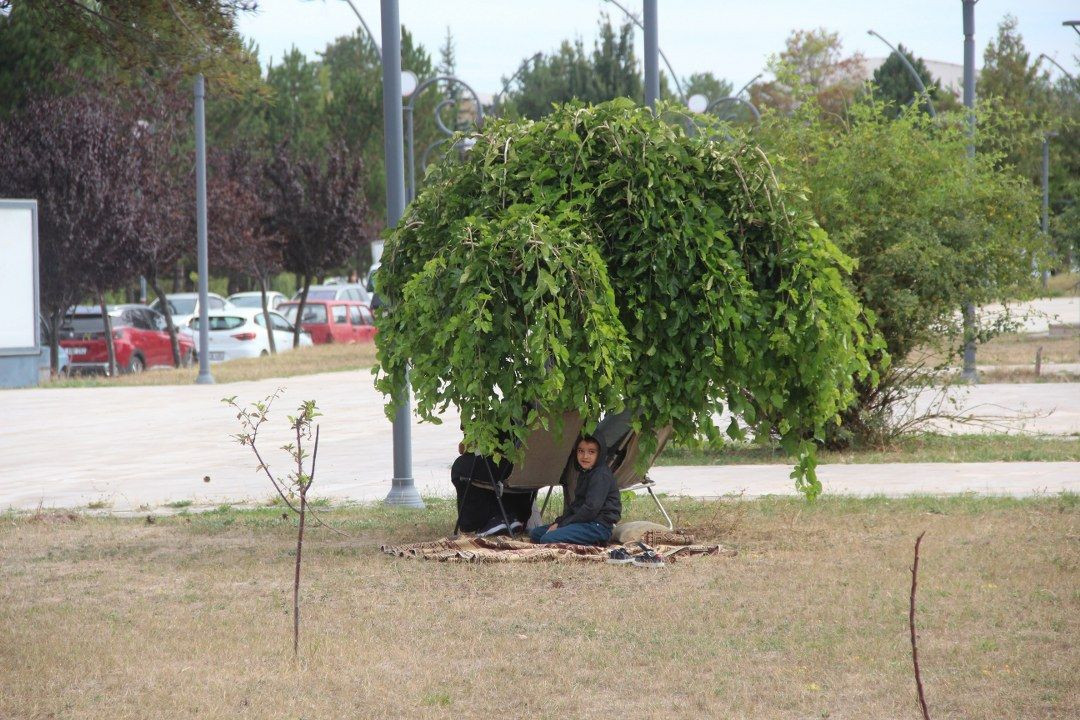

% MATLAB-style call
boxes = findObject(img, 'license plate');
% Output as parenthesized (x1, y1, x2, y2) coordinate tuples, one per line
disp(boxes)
(209, 351, 225, 361)
(68, 347, 87, 355)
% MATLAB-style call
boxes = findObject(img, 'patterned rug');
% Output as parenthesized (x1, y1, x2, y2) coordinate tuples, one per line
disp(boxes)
(380, 534, 736, 564)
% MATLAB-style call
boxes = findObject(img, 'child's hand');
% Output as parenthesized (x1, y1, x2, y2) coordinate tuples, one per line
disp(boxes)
(548, 523, 558, 531)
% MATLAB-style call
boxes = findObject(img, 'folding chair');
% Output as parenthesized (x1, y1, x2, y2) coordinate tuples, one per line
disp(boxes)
(453, 412, 583, 537)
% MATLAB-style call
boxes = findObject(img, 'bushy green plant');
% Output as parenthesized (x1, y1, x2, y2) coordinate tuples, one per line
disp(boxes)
(757, 97, 1043, 444)
(375, 100, 877, 497)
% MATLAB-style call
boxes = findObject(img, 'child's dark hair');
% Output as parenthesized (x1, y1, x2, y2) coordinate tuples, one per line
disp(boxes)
(577, 434, 601, 451)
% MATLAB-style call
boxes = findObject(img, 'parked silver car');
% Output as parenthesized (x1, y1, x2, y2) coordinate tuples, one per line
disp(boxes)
(294, 283, 371, 304)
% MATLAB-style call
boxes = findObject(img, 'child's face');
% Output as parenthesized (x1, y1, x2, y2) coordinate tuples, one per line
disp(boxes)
(576, 440, 600, 470)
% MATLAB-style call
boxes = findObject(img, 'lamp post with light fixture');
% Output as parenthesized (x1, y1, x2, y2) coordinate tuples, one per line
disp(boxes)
(402, 74, 485, 203)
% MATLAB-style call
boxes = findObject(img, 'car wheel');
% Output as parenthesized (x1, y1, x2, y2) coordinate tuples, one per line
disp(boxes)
(126, 354, 145, 375)
(180, 349, 194, 368)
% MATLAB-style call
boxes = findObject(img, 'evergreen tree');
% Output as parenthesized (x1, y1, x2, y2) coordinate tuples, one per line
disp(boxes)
(979, 15, 1053, 178)
(871, 44, 940, 117)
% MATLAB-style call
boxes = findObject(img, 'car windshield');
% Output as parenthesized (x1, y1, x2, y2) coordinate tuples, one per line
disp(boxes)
(151, 297, 197, 315)
(190, 316, 247, 331)
(229, 295, 263, 308)
(61, 314, 126, 334)
(281, 304, 327, 324)
(306, 289, 340, 300)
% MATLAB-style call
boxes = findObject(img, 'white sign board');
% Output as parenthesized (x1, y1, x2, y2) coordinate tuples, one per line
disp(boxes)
(0, 202, 38, 351)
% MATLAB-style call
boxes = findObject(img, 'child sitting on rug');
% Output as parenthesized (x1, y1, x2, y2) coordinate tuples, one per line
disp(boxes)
(530, 434, 620, 545)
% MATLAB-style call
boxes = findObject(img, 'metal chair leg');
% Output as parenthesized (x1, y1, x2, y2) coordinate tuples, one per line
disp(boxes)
(492, 481, 516, 538)
(647, 486, 674, 530)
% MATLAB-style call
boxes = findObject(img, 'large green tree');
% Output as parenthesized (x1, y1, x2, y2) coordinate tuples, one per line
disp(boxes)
(319, 27, 436, 229)
(751, 28, 865, 118)
(375, 100, 877, 497)
(979, 16, 1054, 179)
(0, 0, 258, 91)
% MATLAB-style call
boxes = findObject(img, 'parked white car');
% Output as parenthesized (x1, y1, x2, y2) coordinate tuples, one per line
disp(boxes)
(227, 291, 288, 311)
(149, 292, 235, 333)
(190, 308, 312, 363)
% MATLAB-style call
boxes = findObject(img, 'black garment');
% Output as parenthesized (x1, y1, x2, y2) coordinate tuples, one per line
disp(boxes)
(555, 435, 621, 528)
(451, 453, 535, 532)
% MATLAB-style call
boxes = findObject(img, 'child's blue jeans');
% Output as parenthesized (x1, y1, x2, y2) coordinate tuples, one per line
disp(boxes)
(529, 521, 611, 546)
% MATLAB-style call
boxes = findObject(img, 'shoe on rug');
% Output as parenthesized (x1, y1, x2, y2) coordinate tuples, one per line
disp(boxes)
(632, 549, 665, 568)
(606, 547, 634, 565)
(477, 516, 508, 537)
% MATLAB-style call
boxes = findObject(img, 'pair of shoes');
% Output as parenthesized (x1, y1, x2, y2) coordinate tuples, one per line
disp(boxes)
(632, 549, 664, 568)
(632, 541, 664, 568)
(606, 547, 633, 565)
(477, 516, 523, 537)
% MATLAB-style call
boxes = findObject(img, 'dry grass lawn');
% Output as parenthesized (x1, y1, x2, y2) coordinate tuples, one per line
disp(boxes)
(1040, 272, 1079, 298)
(2, 495, 1076, 719)
(45, 342, 378, 388)
(913, 328, 1079, 371)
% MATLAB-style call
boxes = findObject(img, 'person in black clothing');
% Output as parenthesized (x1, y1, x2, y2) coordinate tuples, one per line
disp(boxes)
(451, 442, 535, 533)
(529, 434, 620, 545)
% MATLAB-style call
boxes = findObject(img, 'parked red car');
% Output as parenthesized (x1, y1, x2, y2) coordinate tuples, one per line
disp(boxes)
(279, 300, 376, 344)
(59, 305, 196, 374)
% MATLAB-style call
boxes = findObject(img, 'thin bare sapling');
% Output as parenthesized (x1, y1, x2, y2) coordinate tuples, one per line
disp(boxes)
(222, 390, 321, 656)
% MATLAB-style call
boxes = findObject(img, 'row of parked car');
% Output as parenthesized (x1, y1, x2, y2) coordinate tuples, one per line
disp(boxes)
(42, 283, 379, 376)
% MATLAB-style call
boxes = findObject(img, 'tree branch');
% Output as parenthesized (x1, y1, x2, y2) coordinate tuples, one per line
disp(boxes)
(910, 530, 931, 720)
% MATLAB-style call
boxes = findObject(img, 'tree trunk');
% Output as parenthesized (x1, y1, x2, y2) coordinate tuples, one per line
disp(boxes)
(292, 274, 311, 349)
(293, 492, 306, 657)
(260, 275, 277, 355)
(172, 260, 184, 293)
(149, 275, 183, 366)
(48, 309, 62, 376)
(98, 292, 118, 376)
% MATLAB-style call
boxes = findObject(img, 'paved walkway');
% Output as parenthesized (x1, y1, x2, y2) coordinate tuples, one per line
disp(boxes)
(2, 372, 1077, 512)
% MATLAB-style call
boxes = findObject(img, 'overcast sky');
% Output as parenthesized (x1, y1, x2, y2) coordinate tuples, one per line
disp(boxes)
(237, 1, 1080, 94)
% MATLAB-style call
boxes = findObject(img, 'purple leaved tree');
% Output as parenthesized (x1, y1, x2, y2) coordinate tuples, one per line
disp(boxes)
(0, 84, 143, 375)
(263, 142, 370, 348)
(209, 145, 284, 353)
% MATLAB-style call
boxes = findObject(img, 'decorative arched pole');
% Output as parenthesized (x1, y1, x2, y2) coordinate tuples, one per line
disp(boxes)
(403, 75, 485, 202)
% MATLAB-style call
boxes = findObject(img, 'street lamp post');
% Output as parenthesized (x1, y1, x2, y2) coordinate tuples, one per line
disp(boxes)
(706, 96, 761, 124)
(1037, 53, 1076, 82)
(602, 0, 684, 102)
(1041, 131, 1058, 289)
(342, 0, 381, 60)
(961, 0, 978, 383)
(866, 30, 937, 117)
(643, 0, 659, 109)
(194, 73, 214, 385)
(380, 0, 422, 508)
(403, 75, 485, 202)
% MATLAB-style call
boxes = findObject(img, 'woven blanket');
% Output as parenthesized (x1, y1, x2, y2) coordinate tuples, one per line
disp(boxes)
(380, 535, 736, 564)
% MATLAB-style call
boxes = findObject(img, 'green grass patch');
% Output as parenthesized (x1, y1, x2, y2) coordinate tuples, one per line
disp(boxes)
(657, 432, 1080, 465)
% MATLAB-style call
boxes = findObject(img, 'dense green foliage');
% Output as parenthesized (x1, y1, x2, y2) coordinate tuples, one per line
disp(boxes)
(375, 100, 877, 497)
(499, 16, 674, 119)
(757, 97, 1042, 443)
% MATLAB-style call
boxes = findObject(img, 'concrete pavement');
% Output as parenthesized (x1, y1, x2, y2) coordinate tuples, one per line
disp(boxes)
(1, 372, 1077, 512)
